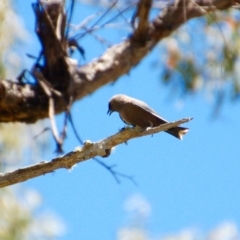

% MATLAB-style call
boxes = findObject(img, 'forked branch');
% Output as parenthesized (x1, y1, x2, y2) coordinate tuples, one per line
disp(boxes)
(0, 0, 237, 123)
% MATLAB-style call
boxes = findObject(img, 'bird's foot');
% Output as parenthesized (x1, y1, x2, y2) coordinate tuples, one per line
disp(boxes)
(119, 125, 132, 132)
(140, 126, 154, 137)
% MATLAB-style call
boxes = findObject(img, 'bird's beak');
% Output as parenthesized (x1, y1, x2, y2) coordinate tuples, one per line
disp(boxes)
(107, 109, 112, 115)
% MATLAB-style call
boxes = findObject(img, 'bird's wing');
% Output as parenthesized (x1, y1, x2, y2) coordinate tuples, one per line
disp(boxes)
(119, 101, 167, 128)
(130, 99, 168, 123)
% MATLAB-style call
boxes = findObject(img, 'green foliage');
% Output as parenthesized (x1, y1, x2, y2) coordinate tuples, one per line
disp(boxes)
(0, 0, 29, 78)
(159, 9, 240, 103)
(0, 122, 65, 239)
(0, 2, 64, 237)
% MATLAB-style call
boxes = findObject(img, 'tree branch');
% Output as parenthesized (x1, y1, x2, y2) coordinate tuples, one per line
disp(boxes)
(68, 0, 238, 99)
(0, 0, 237, 123)
(0, 117, 192, 188)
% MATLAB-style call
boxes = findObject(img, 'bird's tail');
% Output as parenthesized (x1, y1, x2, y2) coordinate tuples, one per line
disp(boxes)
(166, 127, 189, 140)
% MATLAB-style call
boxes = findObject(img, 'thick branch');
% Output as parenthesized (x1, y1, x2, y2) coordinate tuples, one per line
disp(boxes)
(0, 0, 237, 123)
(70, 0, 238, 100)
(0, 117, 192, 188)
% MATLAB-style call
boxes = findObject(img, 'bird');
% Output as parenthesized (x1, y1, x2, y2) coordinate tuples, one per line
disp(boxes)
(107, 94, 189, 140)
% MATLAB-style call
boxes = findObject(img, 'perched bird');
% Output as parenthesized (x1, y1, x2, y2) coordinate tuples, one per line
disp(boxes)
(107, 94, 189, 140)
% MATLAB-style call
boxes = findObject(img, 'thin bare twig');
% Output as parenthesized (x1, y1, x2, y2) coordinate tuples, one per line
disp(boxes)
(68, 8, 105, 36)
(33, 127, 51, 139)
(58, 96, 74, 150)
(49, 97, 64, 153)
(94, 157, 137, 185)
(66, 0, 75, 37)
(32, 68, 64, 153)
(102, 2, 136, 27)
(74, 2, 135, 41)
(75, 0, 118, 40)
(68, 113, 84, 145)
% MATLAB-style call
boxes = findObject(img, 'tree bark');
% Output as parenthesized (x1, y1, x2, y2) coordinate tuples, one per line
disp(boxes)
(0, 118, 192, 188)
(0, 0, 237, 123)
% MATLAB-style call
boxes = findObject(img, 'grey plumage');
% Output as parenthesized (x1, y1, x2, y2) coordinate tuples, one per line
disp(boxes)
(107, 94, 189, 140)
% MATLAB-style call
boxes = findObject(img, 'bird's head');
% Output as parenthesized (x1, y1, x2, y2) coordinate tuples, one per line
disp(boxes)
(107, 94, 126, 115)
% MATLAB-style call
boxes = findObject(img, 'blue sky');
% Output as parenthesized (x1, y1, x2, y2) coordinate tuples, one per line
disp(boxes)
(13, 1, 240, 239)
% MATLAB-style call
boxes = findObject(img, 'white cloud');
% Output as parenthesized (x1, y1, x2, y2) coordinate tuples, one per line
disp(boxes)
(208, 222, 239, 240)
(124, 194, 152, 219)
